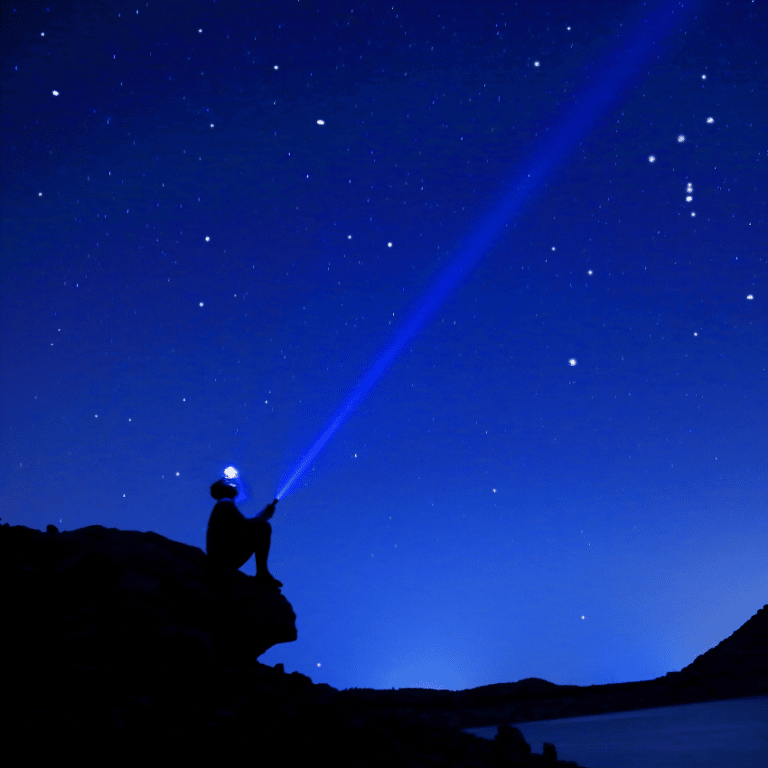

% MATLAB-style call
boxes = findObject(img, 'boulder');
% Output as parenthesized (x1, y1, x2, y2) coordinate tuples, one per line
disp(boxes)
(494, 723, 532, 763)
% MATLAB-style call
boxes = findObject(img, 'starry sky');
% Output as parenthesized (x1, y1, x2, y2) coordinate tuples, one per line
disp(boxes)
(2, 0, 766, 692)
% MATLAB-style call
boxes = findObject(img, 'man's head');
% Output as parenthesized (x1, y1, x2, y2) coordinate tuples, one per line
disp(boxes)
(210, 478, 238, 501)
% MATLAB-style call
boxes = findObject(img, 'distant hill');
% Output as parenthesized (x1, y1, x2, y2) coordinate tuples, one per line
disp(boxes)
(678, 602, 767, 689)
(338, 604, 768, 728)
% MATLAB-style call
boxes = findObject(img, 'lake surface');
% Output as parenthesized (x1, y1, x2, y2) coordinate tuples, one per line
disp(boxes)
(463, 695, 768, 768)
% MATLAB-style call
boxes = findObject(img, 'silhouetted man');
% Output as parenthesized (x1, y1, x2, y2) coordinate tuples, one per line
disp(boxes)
(206, 478, 283, 591)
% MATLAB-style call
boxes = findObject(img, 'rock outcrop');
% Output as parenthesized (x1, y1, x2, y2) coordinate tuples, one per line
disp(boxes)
(1, 522, 297, 664)
(1, 520, 586, 767)
(3, 518, 764, 766)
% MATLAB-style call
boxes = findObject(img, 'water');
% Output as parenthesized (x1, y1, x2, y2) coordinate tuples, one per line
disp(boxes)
(463, 695, 768, 768)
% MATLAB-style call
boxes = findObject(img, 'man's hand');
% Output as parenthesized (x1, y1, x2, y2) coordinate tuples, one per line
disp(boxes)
(262, 499, 278, 520)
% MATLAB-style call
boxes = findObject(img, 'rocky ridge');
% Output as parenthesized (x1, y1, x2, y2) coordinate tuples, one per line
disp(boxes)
(1, 521, 585, 766)
(4, 520, 764, 765)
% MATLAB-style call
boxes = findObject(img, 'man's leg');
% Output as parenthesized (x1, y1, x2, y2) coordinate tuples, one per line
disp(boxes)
(250, 520, 282, 589)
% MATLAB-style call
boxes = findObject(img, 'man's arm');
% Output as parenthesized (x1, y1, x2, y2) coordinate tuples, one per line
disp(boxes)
(254, 498, 278, 522)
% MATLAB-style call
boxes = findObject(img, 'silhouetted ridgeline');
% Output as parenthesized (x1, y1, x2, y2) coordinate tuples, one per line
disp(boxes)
(1, 522, 587, 766)
(339, 607, 767, 729)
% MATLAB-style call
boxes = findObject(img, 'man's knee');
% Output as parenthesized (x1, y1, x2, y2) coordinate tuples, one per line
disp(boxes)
(247, 518, 271, 543)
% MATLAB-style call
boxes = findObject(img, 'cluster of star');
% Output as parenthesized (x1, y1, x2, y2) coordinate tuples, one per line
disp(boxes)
(645, 116, 717, 218)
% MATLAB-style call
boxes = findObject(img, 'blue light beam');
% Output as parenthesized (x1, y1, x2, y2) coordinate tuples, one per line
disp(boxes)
(276, 0, 698, 500)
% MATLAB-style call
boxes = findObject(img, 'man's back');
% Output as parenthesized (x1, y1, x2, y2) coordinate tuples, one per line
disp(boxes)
(206, 498, 248, 568)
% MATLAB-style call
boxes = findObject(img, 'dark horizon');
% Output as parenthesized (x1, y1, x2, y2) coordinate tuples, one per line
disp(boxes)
(2, 0, 766, 692)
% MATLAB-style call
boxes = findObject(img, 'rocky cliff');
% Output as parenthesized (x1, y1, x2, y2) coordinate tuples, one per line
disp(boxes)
(6, 519, 761, 764)
(1, 521, 584, 767)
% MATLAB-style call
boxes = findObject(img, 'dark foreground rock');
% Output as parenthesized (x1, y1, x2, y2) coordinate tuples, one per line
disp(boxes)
(1, 521, 586, 767)
(1, 522, 297, 661)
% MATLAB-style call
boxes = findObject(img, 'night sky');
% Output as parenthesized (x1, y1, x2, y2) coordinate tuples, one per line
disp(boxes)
(2, 0, 766, 693)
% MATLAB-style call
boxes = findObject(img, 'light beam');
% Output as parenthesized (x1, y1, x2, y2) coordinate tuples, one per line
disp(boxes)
(276, 0, 698, 500)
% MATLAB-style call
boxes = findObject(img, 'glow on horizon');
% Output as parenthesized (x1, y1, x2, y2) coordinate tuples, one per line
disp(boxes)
(276, 0, 699, 501)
